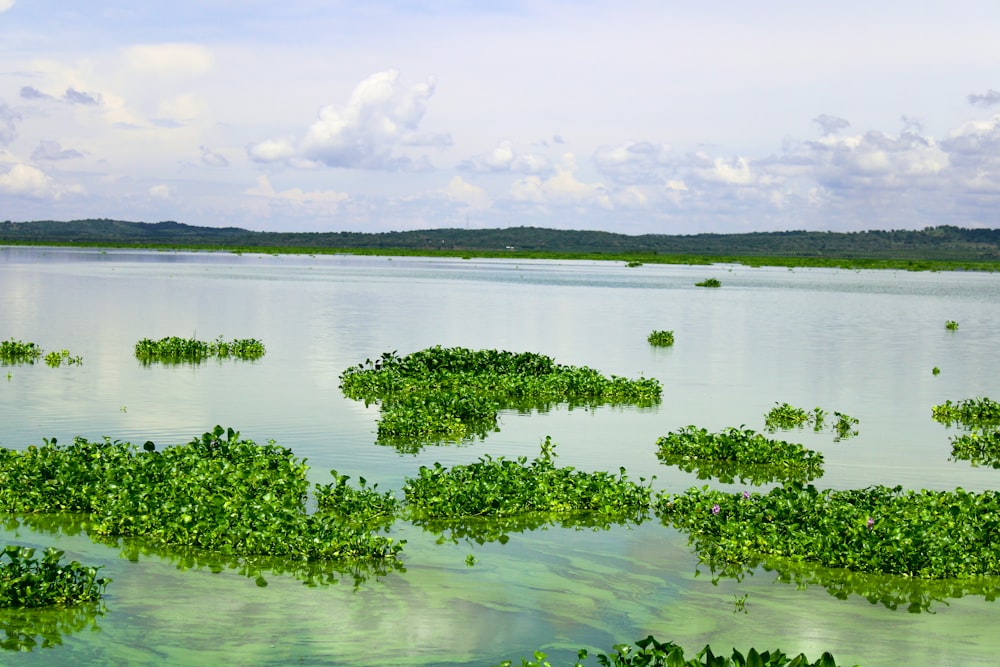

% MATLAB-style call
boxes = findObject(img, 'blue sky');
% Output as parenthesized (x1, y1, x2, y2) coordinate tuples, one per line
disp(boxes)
(2, 0, 999, 234)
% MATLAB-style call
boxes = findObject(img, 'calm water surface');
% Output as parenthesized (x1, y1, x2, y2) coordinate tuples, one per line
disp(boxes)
(2, 247, 1000, 665)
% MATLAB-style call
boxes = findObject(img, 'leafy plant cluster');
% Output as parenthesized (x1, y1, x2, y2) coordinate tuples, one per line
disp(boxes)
(695, 278, 722, 287)
(339, 347, 662, 449)
(647, 330, 675, 347)
(933, 396, 1000, 468)
(0, 427, 401, 566)
(43, 350, 83, 367)
(655, 426, 824, 485)
(134, 336, 266, 364)
(945, 320, 959, 331)
(494, 635, 849, 667)
(658, 483, 1000, 579)
(0, 546, 109, 608)
(403, 437, 652, 520)
(932, 397, 1000, 428)
(0, 339, 42, 364)
(763, 403, 858, 441)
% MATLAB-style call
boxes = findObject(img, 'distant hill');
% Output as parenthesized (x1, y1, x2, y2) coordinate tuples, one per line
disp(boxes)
(3, 218, 1000, 263)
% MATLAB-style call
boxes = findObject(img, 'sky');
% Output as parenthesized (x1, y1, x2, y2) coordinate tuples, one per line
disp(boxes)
(1, 0, 1000, 235)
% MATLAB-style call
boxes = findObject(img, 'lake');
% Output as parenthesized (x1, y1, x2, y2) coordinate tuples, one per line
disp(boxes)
(2, 246, 1000, 665)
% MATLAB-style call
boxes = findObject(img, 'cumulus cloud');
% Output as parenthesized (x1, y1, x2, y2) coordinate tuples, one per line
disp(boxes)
(245, 175, 349, 208)
(20, 86, 52, 101)
(0, 0, 13, 12)
(0, 104, 20, 145)
(442, 176, 489, 209)
(248, 70, 450, 170)
(459, 140, 550, 174)
(63, 87, 101, 105)
(200, 145, 229, 167)
(593, 141, 672, 184)
(968, 90, 1000, 108)
(148, 184, 172, 199)
(0, 163, 82, 198)
(813, 114, 851, 135)
(124, 43, 214, 76)
(510, 154, 611, 208)
(31, 140, 84, 161)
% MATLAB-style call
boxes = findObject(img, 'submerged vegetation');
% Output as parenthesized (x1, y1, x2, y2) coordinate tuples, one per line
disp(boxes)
(656, 426, 824, 485)
(339, 346, 661, 450)
(493, 635, 851, 667)
(647, 330, 675, 347)
(0, 546, 109, 608)
(134, 336, 266, 364)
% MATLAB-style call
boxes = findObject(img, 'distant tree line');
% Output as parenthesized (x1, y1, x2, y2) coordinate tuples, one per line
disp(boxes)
(2, 219, 1000, 262)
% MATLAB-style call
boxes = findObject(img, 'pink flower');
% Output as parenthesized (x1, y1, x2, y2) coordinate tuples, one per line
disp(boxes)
(711, 504, 721, 515)
(866, 517, 875, 529)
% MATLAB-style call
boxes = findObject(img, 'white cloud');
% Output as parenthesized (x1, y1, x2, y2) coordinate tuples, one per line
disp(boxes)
(0, 0, 13, 12)
(460, 140, 550, 174)
(510, 154, 611, 208)
(31, 140, 85, 161)
(248, 70, 449, 170)
(593, 141, 672, 184)
(148, 184, 172, 199)
(124, 44, 214, 76)
(442, 176, 489, 209)
(245, 175, 349, 208)
(0, 163, 82, 198)
(0, 104, 20, 146)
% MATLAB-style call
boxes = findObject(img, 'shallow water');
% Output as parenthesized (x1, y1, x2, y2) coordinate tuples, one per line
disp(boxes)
(2, 247, 1000, 665)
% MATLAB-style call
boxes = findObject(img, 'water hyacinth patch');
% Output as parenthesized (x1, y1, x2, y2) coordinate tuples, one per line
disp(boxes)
(932, 397, 1000, 428)
(0, 339, 42, 365)
(403, 437, 652, 520)
(647, 330, 675, 347)
(134, 336, 266, 364)
(0, 546, 110, 608)
(655, 426, 824, 485)
(695, 277, 722, 287)
(0, 427, 402, 569)
(764, 403, 859, 441)
(493, 635, 850, 667)
(657, 483, 1000, 579)
(949, 430, 1000, 468)
(340, 346, 662, 450)
(43, 350, 83, 367)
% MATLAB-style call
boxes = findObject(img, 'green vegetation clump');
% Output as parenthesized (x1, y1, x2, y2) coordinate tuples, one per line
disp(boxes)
(134, 336, 265, 364)
(764, 403, 858, 441)
(656, 426, 824, 484)
(0, 546, 109, 608)
(493, 635, 852, 667)
(949, 430, 1000, 468)
(658, 483, 1000, 579)
(43, 350, 82, 367)
(339, 347, 661, 449)
(932, 397, 1000, 428)
(403, 437, 651, 519)
(945, 320, 959, 331)
(647, 330, 675, 347)
(0, 339, 42, 364)
(695, 277, 722, 287)
(0, 427, 401, 565)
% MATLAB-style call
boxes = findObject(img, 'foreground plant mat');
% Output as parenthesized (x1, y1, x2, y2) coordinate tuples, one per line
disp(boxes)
(656, 426, 824, 485)
(658, 483, 1000, 579)
(403, 437, 653, 523)
(340, 346, 662, 451)
(493, 634, 853, 667)
(0, 427, 403, 574)
(133, 335, 266, 364)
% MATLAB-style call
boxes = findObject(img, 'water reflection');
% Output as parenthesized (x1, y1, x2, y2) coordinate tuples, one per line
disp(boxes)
(0, 602, 106, 652)
(411, 511, 648, 546)
(697, 555, 1000, 614)
(656, 456, 824, 486)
